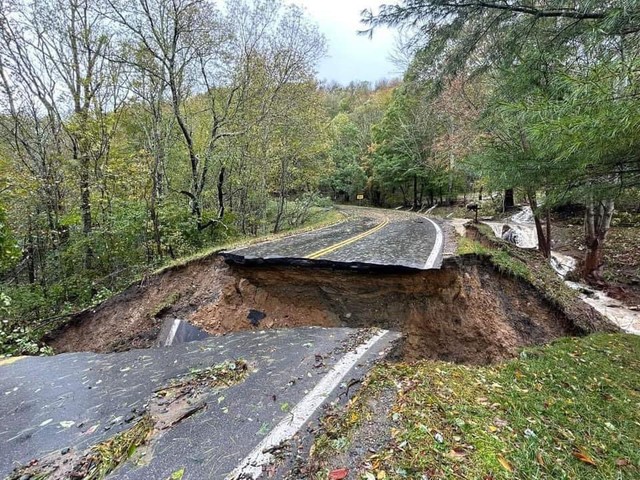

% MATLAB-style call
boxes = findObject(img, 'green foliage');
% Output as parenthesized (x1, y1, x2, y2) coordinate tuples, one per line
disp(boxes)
(323, 113, 368, 199)
(0, 203, 19, 271)
(0, 292, 53, 356)
(456, 237, 532, 281)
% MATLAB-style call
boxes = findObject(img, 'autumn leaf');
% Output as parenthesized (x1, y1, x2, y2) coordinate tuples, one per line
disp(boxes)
(536, 451, 545, 467)
(497, 454, 514, 472)
(573, 448, 597, 466)
(328, 468, 348, 479)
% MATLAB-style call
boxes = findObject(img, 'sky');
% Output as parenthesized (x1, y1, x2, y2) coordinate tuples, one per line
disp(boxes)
(293, 0, 399, 85)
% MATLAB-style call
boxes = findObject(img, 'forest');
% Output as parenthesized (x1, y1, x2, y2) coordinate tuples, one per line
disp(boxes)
(1, 0, 639, 355)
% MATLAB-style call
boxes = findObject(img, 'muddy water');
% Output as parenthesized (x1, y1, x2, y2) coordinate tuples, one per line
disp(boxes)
(566, 282, 640, 334)
(485, 206, 537, 249)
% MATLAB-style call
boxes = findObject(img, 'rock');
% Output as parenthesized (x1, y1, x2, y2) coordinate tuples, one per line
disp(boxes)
(247, 309, 266, 327)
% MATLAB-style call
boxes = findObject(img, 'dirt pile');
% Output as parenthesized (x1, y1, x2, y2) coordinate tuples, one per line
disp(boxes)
(47, 254, 612, 364)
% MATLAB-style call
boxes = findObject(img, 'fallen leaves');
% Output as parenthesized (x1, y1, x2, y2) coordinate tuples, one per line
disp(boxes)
(328, 468, 348, 479)
(572, 448, 597, 466)
(496, 454, 514, 472)
(447, 447, 468, 459)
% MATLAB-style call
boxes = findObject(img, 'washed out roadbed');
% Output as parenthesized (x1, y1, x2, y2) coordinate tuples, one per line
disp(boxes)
(47, 220, 615, 364)
(307, 334, 640, 480)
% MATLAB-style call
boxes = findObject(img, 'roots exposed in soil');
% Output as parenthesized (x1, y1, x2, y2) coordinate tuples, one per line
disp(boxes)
(47, 253, 613, 365)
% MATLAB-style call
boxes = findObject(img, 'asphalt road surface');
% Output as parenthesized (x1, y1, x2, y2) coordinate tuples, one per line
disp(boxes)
(0, 327, 399, 480)
(226, 208, 444, 270)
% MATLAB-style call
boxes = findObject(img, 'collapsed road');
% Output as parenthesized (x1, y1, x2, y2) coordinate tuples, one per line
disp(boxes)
(1, 209, 616, 479)
(224, 208, 444, 270)
(0, 327, 399, 480)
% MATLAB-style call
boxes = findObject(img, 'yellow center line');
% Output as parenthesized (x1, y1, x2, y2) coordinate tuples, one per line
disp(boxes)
(0, 356, 25, 367)
(305, 217, 390, 260)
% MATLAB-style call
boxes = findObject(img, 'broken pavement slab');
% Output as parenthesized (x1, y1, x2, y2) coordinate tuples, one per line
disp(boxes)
(156, 318, 210, 347)
(0, 327, 399, 479)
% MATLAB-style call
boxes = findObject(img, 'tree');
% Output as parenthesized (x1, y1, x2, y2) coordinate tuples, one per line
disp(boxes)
(109, 0, 325, 231)
(371, 86, 446, 209)
(528, 60, 640, 279)
(324, 113, 367, 201)
(0, 0, 123, 270)
(367, 0, 640, 278)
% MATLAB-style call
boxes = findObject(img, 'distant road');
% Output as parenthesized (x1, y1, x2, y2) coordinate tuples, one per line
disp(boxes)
(226, 207, 444, 270)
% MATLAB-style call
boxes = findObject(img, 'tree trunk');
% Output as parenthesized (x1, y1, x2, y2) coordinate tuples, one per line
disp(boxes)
(273, 158, 287, 234)
(412, 175, 418, 210)
(399, 185, 408, 207)
(583, 198, 615, 281)
(527, 191, 550, 258)
(504, 189, 514, 210)
(77, 147, 93, 269)
(217, 166, 226, 219)
(150, 124, 164, 259)
(448, 150, 454, 204)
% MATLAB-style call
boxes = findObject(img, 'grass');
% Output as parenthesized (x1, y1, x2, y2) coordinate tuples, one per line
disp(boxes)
(312, 334, 640, 479)
(456, 236, 533, 282)
(157, 359, 249, 394)
(80, 415, 154, 480)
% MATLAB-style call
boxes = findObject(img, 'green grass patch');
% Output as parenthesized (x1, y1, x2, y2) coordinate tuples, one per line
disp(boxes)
(456, 237, 532, 281)
(320, 334, 640, 479)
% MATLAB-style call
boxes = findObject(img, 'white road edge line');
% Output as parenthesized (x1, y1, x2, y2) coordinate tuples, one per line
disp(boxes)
(225, 329, 390, 480)
(423, 216, 444, 269)
(164, 319, 181, 347)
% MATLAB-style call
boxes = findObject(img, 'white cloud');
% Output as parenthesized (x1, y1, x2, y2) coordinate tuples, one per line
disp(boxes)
(293, 0, 400, 85)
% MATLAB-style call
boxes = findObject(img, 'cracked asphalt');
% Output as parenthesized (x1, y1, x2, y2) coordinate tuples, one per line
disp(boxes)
(0, 327, 399, 480)
(226, 208, 444, 270)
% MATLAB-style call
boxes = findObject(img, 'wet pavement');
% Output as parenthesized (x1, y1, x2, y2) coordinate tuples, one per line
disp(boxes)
(0, 327, 399, 479)
(225, 208, 444, 270)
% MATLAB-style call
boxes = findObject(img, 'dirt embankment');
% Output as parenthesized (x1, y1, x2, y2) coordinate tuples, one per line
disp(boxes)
(47, 253, 613, 364)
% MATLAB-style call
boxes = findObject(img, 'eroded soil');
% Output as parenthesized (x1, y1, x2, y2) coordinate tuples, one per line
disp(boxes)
(48, 253, 613, 364)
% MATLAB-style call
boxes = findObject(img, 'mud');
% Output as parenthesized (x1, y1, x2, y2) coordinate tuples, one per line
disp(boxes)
(47, 253, 610, 364)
